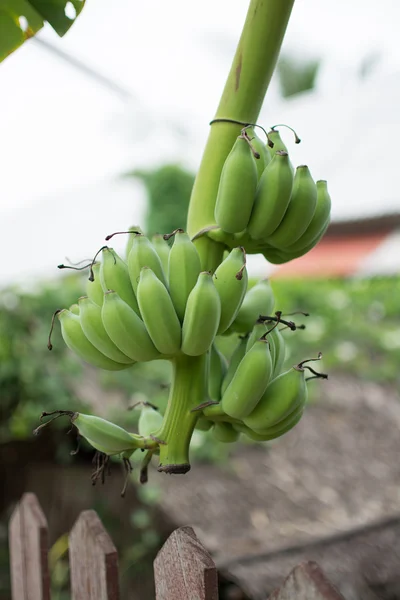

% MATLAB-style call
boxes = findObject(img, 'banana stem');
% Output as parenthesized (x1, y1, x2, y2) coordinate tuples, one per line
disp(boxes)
(186, 0, 295, 271)
(156, 353, 207, 473)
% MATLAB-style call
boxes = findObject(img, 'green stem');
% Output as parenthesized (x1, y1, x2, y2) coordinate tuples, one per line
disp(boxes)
(186, 0, 295, 271)
(156, 353, 206, 473)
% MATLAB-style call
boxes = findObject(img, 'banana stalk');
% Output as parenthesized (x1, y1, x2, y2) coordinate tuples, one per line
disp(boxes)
(154, 353, 207, 474)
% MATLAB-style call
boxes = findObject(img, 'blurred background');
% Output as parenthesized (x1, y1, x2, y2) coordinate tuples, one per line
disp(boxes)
(1, 1, 400, 598)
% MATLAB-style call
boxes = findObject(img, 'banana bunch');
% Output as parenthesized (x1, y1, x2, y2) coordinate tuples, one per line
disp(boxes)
(206, 126, 331, 264)
(45, 218, 327, 487)
(52, 231, 249, 370)
(199, 339, 327, 443)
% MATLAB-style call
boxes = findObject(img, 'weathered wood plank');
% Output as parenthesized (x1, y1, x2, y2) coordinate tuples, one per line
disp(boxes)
(268, 561, 346, 600)
(69, 509, 119, 600)
(154, 526, 218, 600)
(8, 492, 51, 600)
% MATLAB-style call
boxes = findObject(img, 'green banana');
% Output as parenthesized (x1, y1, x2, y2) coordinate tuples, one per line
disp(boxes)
(230, 280, 275, 333)
(285, 180, 331, 252)
(247, 151, 294, 240)
(168, 231, 201, 322)
(181, 272, 221, 356)
(152, 234, 170, 274)
(86, 262, 104, 307)
(69, 303, 80, 315)
(101, 291, 160, 362)
(208, 344, 228, 403)
(267, 129, 288, 155)
(221, 340, 273, 419)
(269, 326, 286, 377)
(253, 403, 304, 436)
(138, 406, 164, 437)
(128, 234, 167, 293)
(100, 248, 139, 314)
(212, 422, 240, 443)
(262, 219, 329, 264)
(78, 296, 133, 364)
(246, 322, 268, 353)
(137, 267, 181, 356)
(243, 364, 308, 432)
(267, 165, 318, 249)
(234, 409, 303, 441)
(213, 247, 248, 334)
(58, 309, 129, 371)
(71, 412, 139, 455)
(245, 127, 271, 178)
(194, 418, 213, 432)
(125, 225, 143, 261)
(214, 134, 258, 233)
(221, 335, 248, 396)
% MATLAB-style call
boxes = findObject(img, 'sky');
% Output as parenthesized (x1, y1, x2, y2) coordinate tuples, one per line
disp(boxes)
(1, 0, 400, 286)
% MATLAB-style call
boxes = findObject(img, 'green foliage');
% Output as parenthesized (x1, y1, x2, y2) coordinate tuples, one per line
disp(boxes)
(276, 53, 320, 98)
(271, 276, 400, 385)
(0, 0, 85, 62)
(128, 165, 195, 236)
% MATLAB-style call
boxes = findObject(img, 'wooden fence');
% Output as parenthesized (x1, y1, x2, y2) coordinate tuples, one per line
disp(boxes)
(8, 492, 346, 599)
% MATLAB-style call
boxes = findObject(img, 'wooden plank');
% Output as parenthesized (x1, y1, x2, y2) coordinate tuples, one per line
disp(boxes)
(69, 509, 119, 600)
(8, 492, 51, 600)
(268, 561, 346, 600)
(154, 526, 218, 600)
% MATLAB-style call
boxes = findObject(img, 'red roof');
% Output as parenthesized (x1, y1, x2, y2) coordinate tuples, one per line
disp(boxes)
(270, 233, 387, 278)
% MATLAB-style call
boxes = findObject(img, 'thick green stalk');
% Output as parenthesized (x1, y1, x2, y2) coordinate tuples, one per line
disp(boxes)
(186, 0, 295, 271)
(156, 353, 206, 473)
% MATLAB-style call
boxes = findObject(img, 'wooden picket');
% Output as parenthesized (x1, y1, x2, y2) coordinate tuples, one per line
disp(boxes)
(8, 492, 346, 599)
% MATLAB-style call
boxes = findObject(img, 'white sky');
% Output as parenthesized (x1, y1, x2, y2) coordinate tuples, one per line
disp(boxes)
(1, 0, 400, 286)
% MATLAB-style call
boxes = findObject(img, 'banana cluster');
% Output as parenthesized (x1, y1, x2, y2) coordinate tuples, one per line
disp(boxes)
(56, 231, 249, 370)
(193, 275, 319, 443)
(208, 127, 332, 264)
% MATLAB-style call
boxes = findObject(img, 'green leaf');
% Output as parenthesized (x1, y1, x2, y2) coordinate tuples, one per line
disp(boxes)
(0, 0, 85, 62)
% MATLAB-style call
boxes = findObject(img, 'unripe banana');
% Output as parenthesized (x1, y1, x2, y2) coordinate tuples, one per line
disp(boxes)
(267, 129, 288, 155)
(247, 151, 294, 240)
(267, 165, 318, 249)
(125, 225, 143, 261)
(230, 280, 275, 333)
(86, 263, 104, 307)
(221, 340, 273, 419)
(245, 127, 271, 178)
(137, 267, 181, 356)
(138, 406, 164, 437)
(58, 310, 129, 371)
(168, 231, 201, 322)
(285, 180, 331, 252)
(221, 335, 248, 396)
(69, 303, 80, 315)
(208, 344, 228, 403)
(214, 135, 258, 233)
(262, 219, 329, 264)
(253, 403, 304, 436)
(72, 412, 139, 454)
(243, 365, 307, 432)
(181, 272, 221, 356)
(246, 322, 268, 353)
(234, 409, 303, 441)
(100, 248, 139, 314)
(152, 234, 170, 274)
(78, 296, 133, 364)
(212, 421, 240, 443)
(269, 326, 286, 377)
(128, 234, 167, 293)
(194, 418, 213, 432)
(101, 291, 160, 362)
(213, 247, 248, 334)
